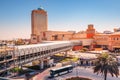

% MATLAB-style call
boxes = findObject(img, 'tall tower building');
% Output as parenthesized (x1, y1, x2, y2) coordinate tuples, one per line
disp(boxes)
(31, 7, 48, 43)
(86, 24, 95, 38)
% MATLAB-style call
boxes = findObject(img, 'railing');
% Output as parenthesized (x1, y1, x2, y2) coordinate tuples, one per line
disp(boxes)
(0, 45, 72, 73)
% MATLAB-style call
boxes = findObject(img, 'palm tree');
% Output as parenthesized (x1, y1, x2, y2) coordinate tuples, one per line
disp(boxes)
(93, 53, 119, 80)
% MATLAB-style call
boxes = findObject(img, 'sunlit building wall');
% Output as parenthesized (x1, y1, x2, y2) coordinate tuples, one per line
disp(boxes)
(109, 32, 120, 51)
(72, 32, 87, 39)
(86, 24, 95, 38)
(94, 33, 109, 49)
(31, 7, 48, 43)
(40, 31, 74, 41)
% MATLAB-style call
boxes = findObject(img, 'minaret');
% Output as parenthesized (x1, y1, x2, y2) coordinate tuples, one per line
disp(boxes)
(31, 7, 48, 43)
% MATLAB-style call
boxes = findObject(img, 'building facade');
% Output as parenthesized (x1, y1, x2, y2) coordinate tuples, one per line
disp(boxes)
(40, 31, 74, 41)
(30, 7, 120, 52)
(109, 32, 120, 51)
(72, 31, 87, 39)
(94, 32, 120, 51)
(31, 7, 48, 43)
(94, 33, 109, 49)
(86, 24, 95, 38)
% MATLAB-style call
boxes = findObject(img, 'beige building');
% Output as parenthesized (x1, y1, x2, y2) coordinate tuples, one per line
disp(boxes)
(40, 31, 74, 41)
(30, 7, 95, 48)
(109, 32, 120, 51)
(72, 31, 87, 39)
(31, 7, 48, 43)
(94, 33, 109, 49)
(94, 32, 120, 51)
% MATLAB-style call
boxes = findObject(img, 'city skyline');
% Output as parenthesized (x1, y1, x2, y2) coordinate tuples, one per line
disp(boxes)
(0, 0, 120, 40)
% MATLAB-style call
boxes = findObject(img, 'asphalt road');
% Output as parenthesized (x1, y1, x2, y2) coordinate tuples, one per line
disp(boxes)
(46, 66, 120, 80)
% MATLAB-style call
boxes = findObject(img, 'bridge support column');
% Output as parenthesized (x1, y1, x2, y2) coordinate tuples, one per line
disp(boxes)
(64, 51, 69, 57)
(18, 64, 23, 70)
(39, 60, 44, 69)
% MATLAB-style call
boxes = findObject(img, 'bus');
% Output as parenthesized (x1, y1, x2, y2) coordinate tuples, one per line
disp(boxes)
(0, 77, 13, 80)
(49, 65, 73, 77)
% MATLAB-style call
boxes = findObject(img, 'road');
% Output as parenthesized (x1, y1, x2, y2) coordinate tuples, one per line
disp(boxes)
(9, 65, 120, 80)
(45, 66, 120, 80)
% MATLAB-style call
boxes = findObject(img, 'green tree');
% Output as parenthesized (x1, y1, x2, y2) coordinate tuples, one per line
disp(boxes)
(93, 53, 119, 80)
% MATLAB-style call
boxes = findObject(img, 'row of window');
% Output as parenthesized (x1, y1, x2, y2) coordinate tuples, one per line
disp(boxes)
(0, 55, 12, 61)
(111, 37, 120, 41)
(95, 37, 120, 41)
(0, 60, 14, 70)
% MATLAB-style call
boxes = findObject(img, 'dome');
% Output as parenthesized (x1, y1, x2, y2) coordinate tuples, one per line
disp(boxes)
(37, 6, 44, 10)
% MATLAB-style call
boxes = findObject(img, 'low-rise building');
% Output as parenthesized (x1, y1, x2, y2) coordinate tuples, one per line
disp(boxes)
(40, 31, 74, 41)
(94, 33, 109, 49)
(109, 32, 120, 51)
(72, 31, 87, 39)
(94, 32, 120, 51)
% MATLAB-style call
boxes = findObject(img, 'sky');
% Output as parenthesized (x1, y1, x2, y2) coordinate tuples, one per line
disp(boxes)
(0, 0, 120, 40)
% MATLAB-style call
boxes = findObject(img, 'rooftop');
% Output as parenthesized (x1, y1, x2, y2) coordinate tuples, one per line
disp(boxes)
(16, 41, 71, 49)
(111, 32, 120, 35)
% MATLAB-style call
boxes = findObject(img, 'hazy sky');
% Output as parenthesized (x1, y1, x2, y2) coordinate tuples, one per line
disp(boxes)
(0, 0, 120, 40)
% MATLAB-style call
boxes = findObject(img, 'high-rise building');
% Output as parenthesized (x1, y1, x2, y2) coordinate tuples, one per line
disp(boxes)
(31, 7, 48, 43)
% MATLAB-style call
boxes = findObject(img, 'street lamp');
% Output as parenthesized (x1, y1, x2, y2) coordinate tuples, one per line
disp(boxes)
(10, 40, 17, 77)
(76, 66, 78, 77)
(13, 45, 16, 77)
(3, 43, 8, 77)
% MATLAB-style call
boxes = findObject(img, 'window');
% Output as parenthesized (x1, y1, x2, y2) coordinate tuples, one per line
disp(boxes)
(113, 38, 116, 40)
(117, 38, 119, 40)
(33, 38, 36, 40)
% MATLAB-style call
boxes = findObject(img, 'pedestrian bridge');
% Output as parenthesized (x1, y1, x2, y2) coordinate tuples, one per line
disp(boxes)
(0, 41, 82, 74)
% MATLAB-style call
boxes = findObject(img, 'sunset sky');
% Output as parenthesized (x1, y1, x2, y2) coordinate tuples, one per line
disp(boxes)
(0, 0, 120, 40)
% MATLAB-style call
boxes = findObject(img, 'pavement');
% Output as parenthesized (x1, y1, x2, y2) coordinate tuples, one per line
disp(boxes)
(7, 63, 120, 80)
(33, 63, 62, 80)
(47, 66, 120, 80)
(31, 65, 120, 80)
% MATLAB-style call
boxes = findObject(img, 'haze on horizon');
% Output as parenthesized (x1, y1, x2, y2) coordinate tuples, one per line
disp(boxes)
(0, 0, 120, 40)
